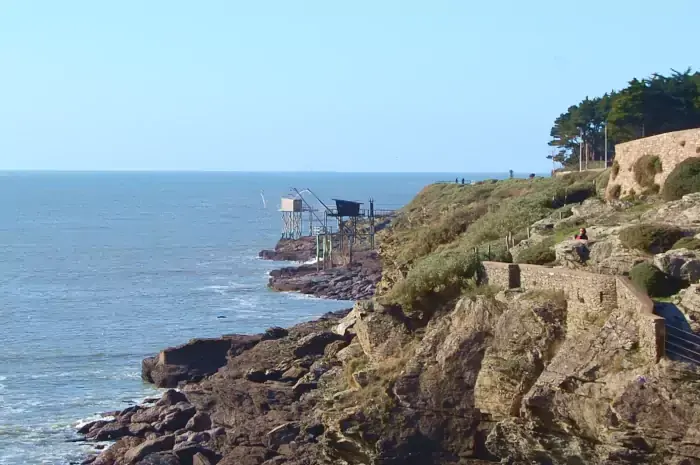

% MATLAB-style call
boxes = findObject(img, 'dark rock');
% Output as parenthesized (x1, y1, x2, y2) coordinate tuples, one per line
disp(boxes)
(87, 422, 130, 441)
(192, 453, 212, 465)
(156, 390, 189, 407)
(124, 435, 176, 464)
(185, 412, 212, 432)
(129, 423, 153, 437)
(134, 452, 181, 465)
(157, 404, 196, 432)
(292, 332, 344, 358)
(173, 442, 220, 465)
(279, 366, 308, 383)
(266, 422, 301, 450)
(245, 368, 268, 383)
(77, 420, 108, 435)
(143, 336, 261, 388)
(262, 327, 289, 341)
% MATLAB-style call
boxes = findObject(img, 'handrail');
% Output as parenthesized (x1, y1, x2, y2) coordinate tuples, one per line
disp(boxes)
(666, 325, 700, 341)
(666, 333, 700, 349)
(666, 340, 700, 359)
(666, 347, 700, 365)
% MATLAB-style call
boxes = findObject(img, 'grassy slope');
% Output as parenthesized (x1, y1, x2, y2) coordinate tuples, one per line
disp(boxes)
(377, 172, 604, 311)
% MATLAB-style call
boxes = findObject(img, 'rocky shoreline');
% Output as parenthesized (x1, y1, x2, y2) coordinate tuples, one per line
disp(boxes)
(75, 309, 354, 465)
(260, 238, 382, 301)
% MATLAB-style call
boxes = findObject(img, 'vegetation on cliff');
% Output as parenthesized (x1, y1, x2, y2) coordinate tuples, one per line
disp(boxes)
(378, 172, 599, 310)
(548, 69, 700, 167)
(662, 156, 700, 200)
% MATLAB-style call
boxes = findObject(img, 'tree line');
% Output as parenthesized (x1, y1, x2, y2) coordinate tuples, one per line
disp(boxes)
(548, 69, 700, 168)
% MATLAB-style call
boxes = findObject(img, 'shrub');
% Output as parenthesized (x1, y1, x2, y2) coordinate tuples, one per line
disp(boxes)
(629, 262, 680, 297)
(619, 224, 684, 254)
(672, 236, 700, 250)
(611, 160, 620, 180)
(596, 169, 611, 192)
(382, 252, 485, 313)
(517, 241, 556, 265)
(633, 155, 662, 189)
(609, 184, 621, 199)
(661, 157, 700, 201)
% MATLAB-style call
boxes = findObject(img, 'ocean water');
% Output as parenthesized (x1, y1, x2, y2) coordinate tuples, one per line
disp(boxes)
(0, 171, 504, 464)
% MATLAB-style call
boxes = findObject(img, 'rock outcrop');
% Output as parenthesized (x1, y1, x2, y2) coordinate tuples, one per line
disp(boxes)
(654, 248, 700, 283)
(142, 335, 261, 388)
(258, 237, 317, 262)
(267, 251, 382, 301)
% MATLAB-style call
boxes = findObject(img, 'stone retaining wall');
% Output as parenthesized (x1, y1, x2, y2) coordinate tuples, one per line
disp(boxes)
(606, 128, 700, 199)
(482, 261, 665, 362)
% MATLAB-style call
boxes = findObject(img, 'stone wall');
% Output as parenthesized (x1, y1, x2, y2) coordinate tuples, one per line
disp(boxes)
(482, 261, 665, 362)
(616, 277, 666, 362)
(606, 128, 700, 199)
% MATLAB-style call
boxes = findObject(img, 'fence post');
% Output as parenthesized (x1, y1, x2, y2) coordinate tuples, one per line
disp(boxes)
(487, 244, 491, 260)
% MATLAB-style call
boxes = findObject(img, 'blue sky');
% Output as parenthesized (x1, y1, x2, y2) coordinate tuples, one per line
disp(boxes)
(1, 1, 698, 172)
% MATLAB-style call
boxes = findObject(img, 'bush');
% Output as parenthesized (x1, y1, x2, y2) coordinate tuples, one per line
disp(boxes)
(661, 157, 700, 201)
(382, 252, 485, 313)
(672, 236, 700, 250)
(629, 262, 680, 297)
(596, 170, 611, 192)
(633, 155, 662, 189)
(609, 184, 621, 199)
(619, 224, 684, 254)
(517, 241, 556, 265)
(611, 160, 620, 180)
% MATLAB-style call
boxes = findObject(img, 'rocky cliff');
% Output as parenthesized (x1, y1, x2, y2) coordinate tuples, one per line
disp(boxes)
(77, 174, 700, 465)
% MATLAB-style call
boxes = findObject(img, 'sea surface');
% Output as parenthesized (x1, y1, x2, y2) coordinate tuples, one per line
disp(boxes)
(0, 171, 507, 464)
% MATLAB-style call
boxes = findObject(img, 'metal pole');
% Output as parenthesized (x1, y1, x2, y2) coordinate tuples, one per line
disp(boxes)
(316, 234, 320, 272)
(579, 130, 583, 172)
(604, 123, 608, 167)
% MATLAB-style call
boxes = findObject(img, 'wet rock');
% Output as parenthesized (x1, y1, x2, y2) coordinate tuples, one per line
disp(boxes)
(88, 422, 130, 441)
(185, 412, 212, 432)
(78, 420, 108, 435)
(124, 435, 176, 464)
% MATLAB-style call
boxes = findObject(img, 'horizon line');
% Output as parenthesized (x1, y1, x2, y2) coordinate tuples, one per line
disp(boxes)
(0, 168, 548, 175)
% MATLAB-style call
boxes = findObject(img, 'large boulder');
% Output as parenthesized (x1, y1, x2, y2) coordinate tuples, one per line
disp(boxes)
(352, 300, 412, 361)
(554, 239, 590, 268)
(586, 229, 648, 275)
(678, 283, 700, 332)
(124, 435, 176, 464)
(654, 248, 700, 283)
(641, 192, 700, 228)
(142, 335, 261, 388)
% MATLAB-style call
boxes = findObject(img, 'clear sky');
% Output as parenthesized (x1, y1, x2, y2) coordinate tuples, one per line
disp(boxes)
(1, 1, 698, 172)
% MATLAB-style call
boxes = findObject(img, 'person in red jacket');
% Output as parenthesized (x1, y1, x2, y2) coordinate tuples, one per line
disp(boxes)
(574, 228, 588, 240)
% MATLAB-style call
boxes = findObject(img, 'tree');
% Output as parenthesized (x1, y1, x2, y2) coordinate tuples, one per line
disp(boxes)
(549, 69, 700, 168)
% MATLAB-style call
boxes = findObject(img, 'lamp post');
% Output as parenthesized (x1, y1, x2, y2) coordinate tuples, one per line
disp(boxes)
(579, 129, 584, 172)
(604, 122, 608, 167)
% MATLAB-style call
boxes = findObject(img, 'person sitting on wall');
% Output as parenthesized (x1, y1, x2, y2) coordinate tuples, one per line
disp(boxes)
(574, 227, 588, 241)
